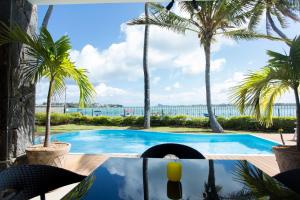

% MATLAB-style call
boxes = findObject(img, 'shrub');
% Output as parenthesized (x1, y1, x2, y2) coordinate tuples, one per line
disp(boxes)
(268, 117, 296, 133)
(90, 116, 111, 125)
(168, 115, 188, 126)
(222, 116, 261, 131)
(186, 117, 209, 128)
(34, 113, 297, 133)
(151, 116, 162, 126)
(110, 117, 124, 126)
(135, 116, 144, 126)
(122, 116, 138, 126)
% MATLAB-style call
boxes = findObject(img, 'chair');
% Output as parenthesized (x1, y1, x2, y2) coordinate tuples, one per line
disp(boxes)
(141, 143, 205, 159)
(273, 169, 300, 194)
(0, 165, 86, 200)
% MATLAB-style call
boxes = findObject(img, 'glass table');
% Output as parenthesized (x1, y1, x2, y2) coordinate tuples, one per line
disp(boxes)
(62, 158, 299, 200)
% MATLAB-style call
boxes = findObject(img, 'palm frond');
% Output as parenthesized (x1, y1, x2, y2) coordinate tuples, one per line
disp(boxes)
(223, 29, 287, 42)
(247, 1, 265, 30)
(233, 161, 300, 199)
(127, 3, 198, 34)
(0, 22, 95, 108)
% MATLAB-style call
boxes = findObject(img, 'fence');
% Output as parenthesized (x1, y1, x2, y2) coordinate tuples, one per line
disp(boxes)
(42, 104, 297, 118)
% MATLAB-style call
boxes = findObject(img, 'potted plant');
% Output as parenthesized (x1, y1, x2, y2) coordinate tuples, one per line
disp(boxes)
(231, 36, 300, 172)
(0, 23, 95, 167)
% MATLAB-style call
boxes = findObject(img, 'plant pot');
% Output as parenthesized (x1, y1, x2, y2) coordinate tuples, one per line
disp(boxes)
(26, 142, 71, 168)
(273, 145, 300, 172)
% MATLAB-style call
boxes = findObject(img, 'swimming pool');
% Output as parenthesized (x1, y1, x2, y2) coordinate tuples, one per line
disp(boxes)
(48, 130, 278, 155)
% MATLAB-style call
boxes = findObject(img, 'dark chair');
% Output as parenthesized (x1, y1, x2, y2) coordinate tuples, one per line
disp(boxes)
(141, 143, 205, 159)
(0, 165, 86, 200)
(273, 169, 300, 194)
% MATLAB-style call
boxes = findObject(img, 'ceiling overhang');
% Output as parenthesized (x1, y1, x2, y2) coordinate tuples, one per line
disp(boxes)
(28, 0, 168, 5)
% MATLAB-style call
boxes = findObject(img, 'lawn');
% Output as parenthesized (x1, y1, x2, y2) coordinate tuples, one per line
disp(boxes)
(35, 124, 251, 135)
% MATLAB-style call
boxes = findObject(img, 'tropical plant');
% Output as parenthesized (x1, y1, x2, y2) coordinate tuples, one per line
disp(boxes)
(231, 36, 300, 150)
(0, 23, 95, 147)
(247, 0, 300, 39)
(232, 160, 300, 199)
(143, 3, 151, 129)
(128, 1, 261, 132)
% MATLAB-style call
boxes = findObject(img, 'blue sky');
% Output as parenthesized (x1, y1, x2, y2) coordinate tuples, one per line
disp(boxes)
(36, 3, 300, 106)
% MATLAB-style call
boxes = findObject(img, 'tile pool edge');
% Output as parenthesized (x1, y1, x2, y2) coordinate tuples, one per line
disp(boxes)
(69, 152, 276, 157)
(250, 134, 280, 145)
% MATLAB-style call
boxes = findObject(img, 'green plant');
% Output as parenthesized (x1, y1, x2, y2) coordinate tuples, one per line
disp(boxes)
(110, 117, 124, 126)
(34, 113, 296, 133)
(231, 36, 300, 150)
(128, 1, 257, 133)
(247, 0, 299, 39)
(122, 116, 138, 126)
(0, 24, 95, 147)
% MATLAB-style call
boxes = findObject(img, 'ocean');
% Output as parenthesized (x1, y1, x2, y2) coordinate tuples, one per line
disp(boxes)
(48, 104, 298, 118)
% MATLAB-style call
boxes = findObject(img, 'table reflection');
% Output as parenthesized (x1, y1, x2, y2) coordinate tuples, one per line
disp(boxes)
(64, 158, 300, 200)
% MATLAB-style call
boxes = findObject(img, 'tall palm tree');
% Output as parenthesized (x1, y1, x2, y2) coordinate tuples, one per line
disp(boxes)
(231, 36, 300, 150)
(247, 0, 300, 39)
(143, 3, 151, 129)
(42, 5, 54, 28)
(128, 1, 255, 132)
(0, 24, 95, 147)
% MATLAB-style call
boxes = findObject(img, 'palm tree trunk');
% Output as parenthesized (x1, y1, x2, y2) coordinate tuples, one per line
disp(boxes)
(44, 79, 54, 147)
(204, 41, 224, 133)
(42, 5, 54, 28)
(266, 11, 288, 39)
(293, 86, 300, 151)
(143, 2, 150, 129)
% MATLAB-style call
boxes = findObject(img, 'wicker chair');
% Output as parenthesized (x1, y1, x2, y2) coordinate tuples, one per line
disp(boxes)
(141, 143, 205, 159)
(0, 165, 86, 200)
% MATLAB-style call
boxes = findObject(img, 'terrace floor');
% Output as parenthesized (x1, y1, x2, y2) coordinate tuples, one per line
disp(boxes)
(35, 133, 296, 200)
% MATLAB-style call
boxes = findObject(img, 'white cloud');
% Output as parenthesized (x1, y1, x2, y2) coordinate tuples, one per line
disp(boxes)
(173, 82, 181, 89)
(152, 76, 161, 85)
(164, 86, 171, 91)
(210, 72, 245, 104)
(95, 83, 127, 97)
(70, 21, 234, 85)
(174, 50, 226, 75)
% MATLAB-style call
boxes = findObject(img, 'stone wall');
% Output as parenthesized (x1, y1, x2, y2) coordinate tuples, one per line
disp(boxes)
(0, 0, 37, 164)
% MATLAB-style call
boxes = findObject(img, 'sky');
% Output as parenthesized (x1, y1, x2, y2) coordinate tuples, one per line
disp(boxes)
(36, 3, 300, 106)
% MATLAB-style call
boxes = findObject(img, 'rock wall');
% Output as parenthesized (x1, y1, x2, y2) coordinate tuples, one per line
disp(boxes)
(0, 0, 37, 164)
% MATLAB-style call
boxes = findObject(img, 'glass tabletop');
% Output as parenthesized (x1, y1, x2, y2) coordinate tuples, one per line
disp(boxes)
(62, 158, 299, 200)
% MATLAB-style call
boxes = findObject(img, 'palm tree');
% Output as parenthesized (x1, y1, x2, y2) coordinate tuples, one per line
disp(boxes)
(247, 0, 300, 39)
(0, 23, 95, 147)
(231, 36, 300, 150)
(143, 3, 151, 129)
(42, 5, 54, 28)
(128, 1, 256, 132)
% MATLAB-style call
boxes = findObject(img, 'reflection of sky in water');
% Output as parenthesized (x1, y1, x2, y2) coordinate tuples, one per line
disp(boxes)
(50, 130, 278, 154)
(76, 158, 252, 200)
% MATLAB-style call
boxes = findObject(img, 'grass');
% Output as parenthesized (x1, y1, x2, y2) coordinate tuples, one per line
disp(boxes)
(35, 124, 252, 135)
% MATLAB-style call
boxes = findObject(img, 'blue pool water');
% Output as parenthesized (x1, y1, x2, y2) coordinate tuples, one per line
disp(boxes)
(48, 130, 278, 155)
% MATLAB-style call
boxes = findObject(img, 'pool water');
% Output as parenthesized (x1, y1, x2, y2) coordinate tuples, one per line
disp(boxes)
(48, 130, 278, 155)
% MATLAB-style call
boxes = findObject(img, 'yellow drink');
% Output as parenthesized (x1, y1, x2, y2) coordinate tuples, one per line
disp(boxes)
(167, 162, 182, 182)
